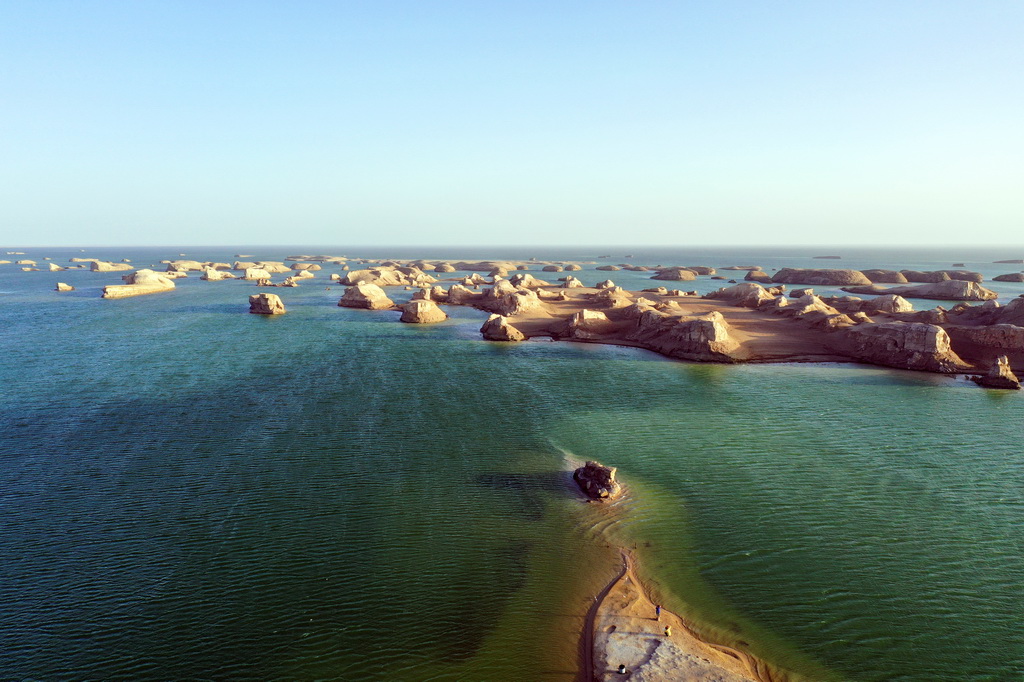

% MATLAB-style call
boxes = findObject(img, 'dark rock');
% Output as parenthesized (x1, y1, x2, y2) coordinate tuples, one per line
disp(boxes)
(573, 461, 622, 500)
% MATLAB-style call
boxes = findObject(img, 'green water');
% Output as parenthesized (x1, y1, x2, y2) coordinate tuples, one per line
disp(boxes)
(1, 248, 1022, 680)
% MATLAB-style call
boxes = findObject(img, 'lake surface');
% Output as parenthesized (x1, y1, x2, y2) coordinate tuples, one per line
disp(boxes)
(1, 246, 1022, 680)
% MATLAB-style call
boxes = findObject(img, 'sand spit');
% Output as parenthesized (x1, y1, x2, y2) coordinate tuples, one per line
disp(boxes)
(586, 552, 768, 682)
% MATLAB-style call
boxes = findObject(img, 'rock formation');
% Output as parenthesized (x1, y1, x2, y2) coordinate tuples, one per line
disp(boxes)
(771, 268, 871, 286)
(744, 270, 774, 283)
(628, 310, 740, 362)
(558, 309, 616, 340)
(90, 260, 134, 272)
(844, 322, 968, 372)
(102, 269, 176, 299)
(338, 283, 395, 310)
(573, 461, 622, 500)
(971, 356, 1021, 389)
(399, 299, 448, 324)
(55, 282, 74, 292)
(993, 273, 1024, 282)
(843, 280, 997, 301)
(480, 314, 526, 341)
(651, 267, 697, 281)
(249, 293, 286, 314)
(703, 283, 772, 308)
(861, 269, 909, 283)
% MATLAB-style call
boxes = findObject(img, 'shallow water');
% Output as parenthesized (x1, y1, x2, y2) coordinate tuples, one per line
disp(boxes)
(1, 246, 1022, 680)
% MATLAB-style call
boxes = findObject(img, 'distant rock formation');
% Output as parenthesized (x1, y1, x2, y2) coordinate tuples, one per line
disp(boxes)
(573, 461, 622, 500)
(861, 294, 914, 314)
(343, 266, 435, 287)
(542, 265, 563, 272)
(861, 269, 909, 283)
(703, 282, 772, 308)
(744, 270, 774, 283)
(290, 263, 321, 271)
(249, 293, 286, 314)
(845, 322, 968, 372)
(90, 260, 133, 272)
(480, 314, 526, 341)
(557, 309, 616, 340)
(971, 356, 1021, 390)
(842, 280, 997, 301)
(201, 268, 235, 281)
(338, 283, 395, 310)
(650, 267, 697, 281)
(399, 299, 447, 324)
(55, 282, 74, 292)
(102, 269, 176, 299)
(596, 265, 620, 271)
(993, 273, 1024, 282)
(771, 268, 871, 286)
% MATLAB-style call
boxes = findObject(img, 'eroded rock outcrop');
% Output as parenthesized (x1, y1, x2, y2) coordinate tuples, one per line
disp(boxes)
(558, 309, 615, 339)
(844, 322, 968, 372)
(573, 461, 622, 500)
(651, 267, 697, 281)
(399, 299, 448, 324)
(102, 269, 176, 299)
(91, 260, 134, 272)
(993, 273, 1024, 282)
(861, 269, 909, 284)
(480, 314, 526, 341)
(249, 293, 286, 314)
(971, 356, 1021, 390)
(771, 268, 871, 286)
(628, 310, 740, 362)
(55, 282, 74, 292)
(744, 270, 773, 284)
(338, 283, 395, 310)
(704, 282, 772, 308)
(843, 280, 997, 301)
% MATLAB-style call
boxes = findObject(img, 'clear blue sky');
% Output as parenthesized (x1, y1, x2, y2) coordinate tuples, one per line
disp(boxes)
(1, 1, 1021, 246)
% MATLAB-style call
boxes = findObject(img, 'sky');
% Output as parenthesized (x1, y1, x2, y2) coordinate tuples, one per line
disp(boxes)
(1, 1, 1022, 247)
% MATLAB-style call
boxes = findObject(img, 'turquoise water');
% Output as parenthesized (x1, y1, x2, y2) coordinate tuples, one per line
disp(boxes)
(1, 247, 1022, 680)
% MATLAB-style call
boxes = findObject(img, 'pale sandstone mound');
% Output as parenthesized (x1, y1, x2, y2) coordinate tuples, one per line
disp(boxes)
(244, 267, 272, 281)
(102, 269, 176, 298)
(91, 260, 133, 272)
(596, 265, 620, 271)
(993, 273, 1024, 282)
(845, 322, 969, 372)
(900, 270, 950, 283)
(629, 310, 740, 362)
(48, 263, 65, 272)
(55, 282, 74, 292)
(971, 356, 1021, 390)
(542, 264, 563, 272)
(744, 269, 773, 283)
(508, 273, 550, 288)
(338, 283, 395, 310)
(771, 268, 871, 286)
(342, 266, 435, 287)
(399, 299, 447, 324)
(650, 267, 696, 281)
(685, 266, 716, 275)
(862, 269, 909, 283)
(16, 260, 37, 266)
(290, 263, 321, 271)
(561, 276, 584, 289)
(480, 314, 526, 341)
(595, 279, 616, 289)
(591, 287, 633, 308)
(164, 260, 206, 272)
(434, 263, 456, 273)
(564, 263, 582, 271)
(703, 282, 772, 308)
(201, 268, 236, 281)
(480, 282, 543, 316)
(558, 309, 615, 339)
(572, 460, 621, 500)
(845, 280, 997, 301)
(446, 284, 481, 305)
(249, 293, 286, 314)
(862, 294, 914, 314)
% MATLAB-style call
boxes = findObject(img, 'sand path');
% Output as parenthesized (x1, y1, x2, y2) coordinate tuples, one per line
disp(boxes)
(585, 551, 767, 682)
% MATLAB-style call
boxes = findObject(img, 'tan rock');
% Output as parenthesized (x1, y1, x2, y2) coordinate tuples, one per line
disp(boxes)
(102, 269, 176, 298)
(650, 267, 696, 281)
(249, 293, 286, 314)
(55, 282, 74, 292)
(771, 268, 871, 286)
(338, 283, 395, 310)
(507, 273, 550, 288)
(48, 263, 65, 272)
(559, 309, 615, 340)
(596, 279, 616, 289)
(480, 314, 526, 341)
(845, 322, 968, 372)
(290, 263, 321, 271)
(244, 267, 272, 281)
(744, 269, 774, 283)
(971, 355, 1021, 390)
(400, 299, 448, 324)
(90, 260, 133, 272)
(703, 282, 772, 308)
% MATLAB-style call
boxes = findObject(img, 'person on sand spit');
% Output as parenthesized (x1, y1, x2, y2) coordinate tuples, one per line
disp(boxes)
(664, 625, 672, 637)
(655, 604, 661, 621)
